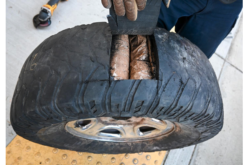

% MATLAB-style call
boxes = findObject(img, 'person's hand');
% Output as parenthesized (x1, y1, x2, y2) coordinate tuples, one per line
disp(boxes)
(101, 0, 147, 21)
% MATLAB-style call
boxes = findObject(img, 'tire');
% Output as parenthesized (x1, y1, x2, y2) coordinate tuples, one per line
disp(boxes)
(10, 22, 223, 154)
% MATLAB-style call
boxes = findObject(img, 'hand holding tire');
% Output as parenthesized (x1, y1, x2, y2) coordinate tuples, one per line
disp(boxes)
(101, 0, 147, 21)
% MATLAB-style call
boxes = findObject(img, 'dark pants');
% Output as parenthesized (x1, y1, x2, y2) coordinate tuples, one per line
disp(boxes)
(157, 0, 242, 58)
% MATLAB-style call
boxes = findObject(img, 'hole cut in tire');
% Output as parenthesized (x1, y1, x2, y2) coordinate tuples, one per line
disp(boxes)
(110, 35, 157, 80)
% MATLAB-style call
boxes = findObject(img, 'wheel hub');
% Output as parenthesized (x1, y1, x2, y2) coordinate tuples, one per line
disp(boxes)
(65, 117, 175, 142)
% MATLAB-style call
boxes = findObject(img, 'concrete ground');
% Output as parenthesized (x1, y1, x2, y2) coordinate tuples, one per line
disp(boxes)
(6, 1, 243, 164)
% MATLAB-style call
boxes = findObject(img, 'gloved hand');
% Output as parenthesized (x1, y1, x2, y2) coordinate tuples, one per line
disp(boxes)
(101, 0, 147, 21)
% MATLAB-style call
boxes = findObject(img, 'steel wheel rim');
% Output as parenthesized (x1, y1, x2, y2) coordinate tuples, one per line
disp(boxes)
(65, 117, 175, 142)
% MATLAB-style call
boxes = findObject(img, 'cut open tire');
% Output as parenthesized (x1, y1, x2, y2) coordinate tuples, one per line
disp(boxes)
(10, 22, 223, 154)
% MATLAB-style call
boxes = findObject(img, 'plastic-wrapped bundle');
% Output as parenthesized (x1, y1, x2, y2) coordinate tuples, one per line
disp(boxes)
(110, 35, 130, 80)
(129, 35, 152, 79)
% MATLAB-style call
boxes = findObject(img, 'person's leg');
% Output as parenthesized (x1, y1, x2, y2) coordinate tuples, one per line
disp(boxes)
(157, 0, 208, 31)
(176, 0, 242, 58)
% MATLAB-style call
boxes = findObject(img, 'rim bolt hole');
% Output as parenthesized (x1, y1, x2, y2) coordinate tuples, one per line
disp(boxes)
(139, 126, 156, 134)
(75, 120, 91, 128)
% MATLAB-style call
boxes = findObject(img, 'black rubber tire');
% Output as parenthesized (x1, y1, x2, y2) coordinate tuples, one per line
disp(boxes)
(10, 22, 223, 154)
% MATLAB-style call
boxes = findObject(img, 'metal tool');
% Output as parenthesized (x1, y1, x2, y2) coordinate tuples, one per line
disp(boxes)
(33, 0, 67, 28)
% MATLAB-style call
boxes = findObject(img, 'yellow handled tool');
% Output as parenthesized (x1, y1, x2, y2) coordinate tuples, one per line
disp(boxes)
(33, 0, 68, 28)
